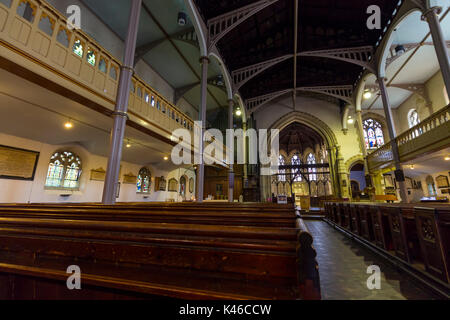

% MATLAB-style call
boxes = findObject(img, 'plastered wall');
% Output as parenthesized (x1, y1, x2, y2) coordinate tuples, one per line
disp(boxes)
(0, 133, 195, 203)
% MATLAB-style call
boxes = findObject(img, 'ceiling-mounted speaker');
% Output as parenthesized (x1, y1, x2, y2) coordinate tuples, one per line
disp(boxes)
(178, 12, 187, 26)
(395, 44, 405, 56)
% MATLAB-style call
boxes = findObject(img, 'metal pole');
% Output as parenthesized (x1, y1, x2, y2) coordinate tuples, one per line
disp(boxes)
(377, 77, 409, 203)
(102, 0, 142, 205)
(422, 6, 450, 96)
(228, 99, 235, 202)
(196, 56, 209, 203)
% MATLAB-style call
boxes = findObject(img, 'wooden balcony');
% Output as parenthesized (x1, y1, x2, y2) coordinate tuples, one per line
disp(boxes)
(367, 104, 450, 172)
(0, 0, 194, 140)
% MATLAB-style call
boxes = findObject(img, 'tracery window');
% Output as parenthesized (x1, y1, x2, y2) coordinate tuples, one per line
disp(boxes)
(180, 176, 187, 196)
(86, 49, 96, 66)
(98, 58, 107, 73)
(408, 109, 420, 128)
(307, 153, 317, 181)
(45, 151, 82, 190)
(72, 39, 84, 58)
(136, 167, 151, 193)
(278, 155, 286, 182)
(17, 0, 35, 23)
(291, 153, 302, 182)
(363, 119, 384, 150)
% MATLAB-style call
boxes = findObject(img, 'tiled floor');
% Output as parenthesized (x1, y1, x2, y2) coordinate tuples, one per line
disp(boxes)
(305, 220, 440, 300)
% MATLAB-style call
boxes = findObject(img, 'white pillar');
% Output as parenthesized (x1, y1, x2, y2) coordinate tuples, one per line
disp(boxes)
(377, 77, 409, 203)
(422, 6, 450, 96)
(228, 99, 234, 202)
(102, 0, 142, 205)
(196, 56, 209, 203)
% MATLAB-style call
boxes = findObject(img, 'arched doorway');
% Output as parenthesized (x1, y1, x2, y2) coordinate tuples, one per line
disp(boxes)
(272, 121, 333, 209)
(349, 162, 366, 200)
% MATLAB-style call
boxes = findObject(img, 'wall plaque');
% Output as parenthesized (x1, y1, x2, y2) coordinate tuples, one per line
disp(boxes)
(90, 167, 106, 181)
(0, 145, 39, 181)
(155, 176, 166, 191)
(436, 175, 449, 188)
(168, 178, 178, 192)
(123, 172, 137, 184)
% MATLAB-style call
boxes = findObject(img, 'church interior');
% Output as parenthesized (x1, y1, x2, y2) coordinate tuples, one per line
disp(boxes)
(0, 0, 449, 302)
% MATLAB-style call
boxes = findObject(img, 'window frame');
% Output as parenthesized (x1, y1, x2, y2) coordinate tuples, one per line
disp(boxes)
(44, 151, 82, 191)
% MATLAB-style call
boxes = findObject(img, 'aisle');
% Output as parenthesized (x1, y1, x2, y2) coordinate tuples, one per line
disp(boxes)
(304, 220, 439, 300)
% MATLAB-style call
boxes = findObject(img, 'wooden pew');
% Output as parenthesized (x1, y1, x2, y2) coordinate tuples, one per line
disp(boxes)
(325, 201, 450, 286)
(415, 207, 450, 283)
(385, 205, 411, 263)
(358, 205, 374, 242)
(349, 204, 361, 235)
(0, 204, 321, 300)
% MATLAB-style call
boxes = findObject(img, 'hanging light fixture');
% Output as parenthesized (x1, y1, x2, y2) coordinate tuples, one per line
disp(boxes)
(395, 44, 406, 56)
(126, 139, 131, 148)
(64, 119, 73, 129)
(235, 107, 242, 117)
(363, 90, 372, 100)
(178, 12, 187, 26)
(347, 116, 354, 124)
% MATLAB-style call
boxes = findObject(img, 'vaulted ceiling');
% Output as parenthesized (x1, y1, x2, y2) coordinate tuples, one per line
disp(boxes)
(194, 0, 401, 103)
(279, 122, 324, 154)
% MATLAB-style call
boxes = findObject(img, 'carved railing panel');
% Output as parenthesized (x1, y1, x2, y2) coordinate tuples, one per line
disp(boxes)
(367, 104, 450, 171)
(0, 0, 194, 134)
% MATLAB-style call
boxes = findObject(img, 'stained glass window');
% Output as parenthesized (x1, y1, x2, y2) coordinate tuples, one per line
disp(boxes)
(180, 176, 187, 196)
(45, 151, 82, 189)
(109, 66, 117, 80)
(291, 153, 302, 182)
(86, 49, 96, 66)
(408, 109, 420, 128)
(307, 153, 317, 181)
(278, 155, 286, 182)
(56, 28, 69, 47)
(38, 14, 54, 36)
(72, 39, 83, 58)
(17, 0, 35, 23)
(363, 119, 384, 150)
(137, 167, 151, 193)
(98, 58, 107, 73)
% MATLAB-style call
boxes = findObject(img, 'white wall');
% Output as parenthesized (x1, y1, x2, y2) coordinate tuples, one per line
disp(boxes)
(418, 170, 450, 199)
(393, 71, 447, 135)
(0, 133, 195, 203)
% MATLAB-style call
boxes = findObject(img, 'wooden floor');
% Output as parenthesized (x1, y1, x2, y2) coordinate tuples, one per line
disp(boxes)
(305, 220, 442, 300)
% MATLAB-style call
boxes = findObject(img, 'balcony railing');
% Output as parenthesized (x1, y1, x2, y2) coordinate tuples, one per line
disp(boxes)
(367, 104, 450, 171)
(0, 0, 194, 135)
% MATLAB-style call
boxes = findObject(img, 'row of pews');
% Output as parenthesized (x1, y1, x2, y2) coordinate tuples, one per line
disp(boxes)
(0, 202, 321, 300)
(324, 202, 450, 288)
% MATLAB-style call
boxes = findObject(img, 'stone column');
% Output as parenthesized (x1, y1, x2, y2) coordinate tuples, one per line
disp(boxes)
(196, 56, 209, 203)
(377, 77, 409, 203)
(336, 146, 349, 199)
(102, 0, 142, 205)
(228, 99, 234, 202)
(422, 6, 450, 96)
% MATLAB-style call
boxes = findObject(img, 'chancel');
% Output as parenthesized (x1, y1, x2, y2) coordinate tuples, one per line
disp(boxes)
(0, 0, 449, 302)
